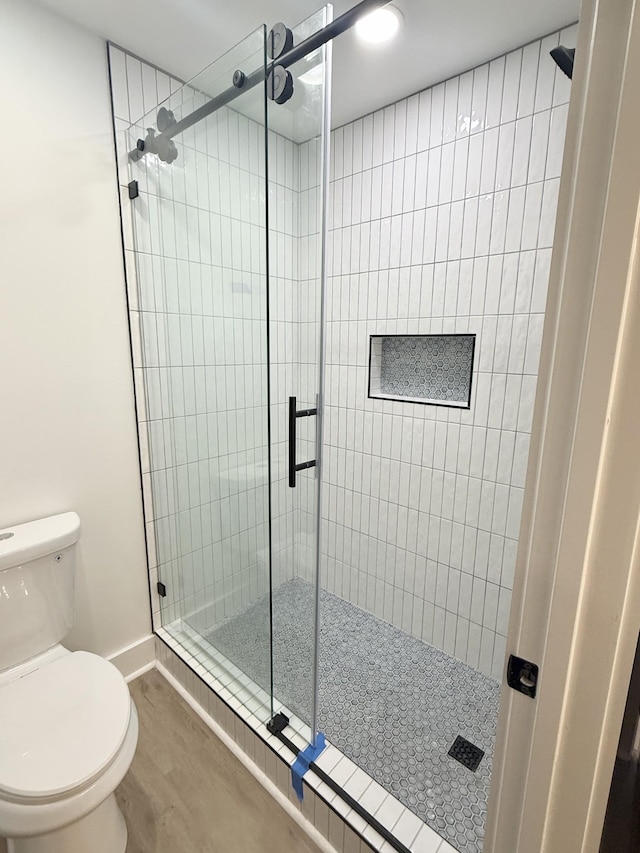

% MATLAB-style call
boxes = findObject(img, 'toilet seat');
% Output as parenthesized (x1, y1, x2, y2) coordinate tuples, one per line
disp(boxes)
(0, 651, 131, 803)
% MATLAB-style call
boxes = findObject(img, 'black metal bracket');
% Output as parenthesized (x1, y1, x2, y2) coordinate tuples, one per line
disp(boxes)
(157, 581, 167, 598)
(267, 719, 412, 853)
(507, 654, 539, 698)
(127, 180, 139, 200)
(268, 65, 294, 105)
(266, 711, 290, 735)
(289, 396, 317, 488)
(268, 23, 294, 60)
(131, 126, 179, 164)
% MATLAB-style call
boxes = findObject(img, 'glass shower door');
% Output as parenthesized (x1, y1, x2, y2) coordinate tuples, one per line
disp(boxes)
(125, 27, 276, 718)
(266, 6, 332, 747)
(125, 9, 332, 745)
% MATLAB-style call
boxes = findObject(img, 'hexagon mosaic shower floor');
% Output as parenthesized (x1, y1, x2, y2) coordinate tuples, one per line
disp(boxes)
(206, 578, 500, 853)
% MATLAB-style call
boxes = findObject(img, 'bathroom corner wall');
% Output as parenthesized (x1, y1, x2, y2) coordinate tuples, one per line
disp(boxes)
(0, 0, 151, 659)
(322, 25, 577, 679)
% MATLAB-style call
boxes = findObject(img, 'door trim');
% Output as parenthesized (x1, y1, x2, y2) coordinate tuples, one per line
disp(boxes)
(487, 1, 640, 850)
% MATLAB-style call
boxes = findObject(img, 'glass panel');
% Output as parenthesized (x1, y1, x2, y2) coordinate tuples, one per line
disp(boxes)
(125, 28, 274, 719)
(267, 7, 332, 744)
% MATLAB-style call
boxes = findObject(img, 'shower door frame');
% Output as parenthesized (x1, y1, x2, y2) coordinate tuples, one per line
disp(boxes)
(486, 0, 640, 851)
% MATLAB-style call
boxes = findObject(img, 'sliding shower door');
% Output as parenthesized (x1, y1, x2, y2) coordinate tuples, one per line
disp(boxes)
(124, 9, 331, 746)
(266, 6, 332, 745)
(125, 28, 275, 711)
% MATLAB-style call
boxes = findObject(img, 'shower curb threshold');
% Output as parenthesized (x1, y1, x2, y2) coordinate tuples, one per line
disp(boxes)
(155, 627, 458, 853)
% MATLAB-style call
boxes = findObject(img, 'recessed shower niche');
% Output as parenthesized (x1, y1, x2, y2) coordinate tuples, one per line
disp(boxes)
(368, 333, 476, 407)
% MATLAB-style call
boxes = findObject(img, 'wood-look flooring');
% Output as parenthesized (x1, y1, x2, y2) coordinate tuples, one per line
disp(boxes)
(0, 670, 323, 853)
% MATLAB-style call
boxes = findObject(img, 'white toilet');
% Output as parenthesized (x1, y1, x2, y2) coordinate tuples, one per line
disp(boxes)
(0, 512, 139, 853)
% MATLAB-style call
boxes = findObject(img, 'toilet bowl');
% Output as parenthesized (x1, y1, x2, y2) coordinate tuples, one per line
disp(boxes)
(0, 513, 138, 853)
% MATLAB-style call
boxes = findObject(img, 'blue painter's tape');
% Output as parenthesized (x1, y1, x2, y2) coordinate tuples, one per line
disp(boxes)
(291, 732, 326, 801)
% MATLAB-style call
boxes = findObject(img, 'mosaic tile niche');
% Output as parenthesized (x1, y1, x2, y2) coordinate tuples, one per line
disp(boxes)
(369, 334, 476, 407)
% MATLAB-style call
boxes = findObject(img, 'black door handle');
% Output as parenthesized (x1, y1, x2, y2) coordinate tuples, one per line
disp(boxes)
(288, 396, 318, 488)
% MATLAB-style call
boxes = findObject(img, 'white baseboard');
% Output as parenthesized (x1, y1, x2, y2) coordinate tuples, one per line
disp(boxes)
(108, 634, 155, 681)
(156, 662, 337, 853)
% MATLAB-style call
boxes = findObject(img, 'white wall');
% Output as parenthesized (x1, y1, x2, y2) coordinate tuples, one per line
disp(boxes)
(0, 0, 151, 658)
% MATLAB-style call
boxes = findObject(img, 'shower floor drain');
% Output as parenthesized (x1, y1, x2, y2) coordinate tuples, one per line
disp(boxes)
(448, 735, 485, 771)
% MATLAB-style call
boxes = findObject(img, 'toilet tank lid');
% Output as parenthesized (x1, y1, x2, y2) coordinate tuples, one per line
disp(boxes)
(0, 512, 81, 572)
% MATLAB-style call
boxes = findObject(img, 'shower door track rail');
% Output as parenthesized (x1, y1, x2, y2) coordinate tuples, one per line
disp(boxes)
(157, 628, 418, 853)
(268, 715, 413, 853)
(128, 0, 390, 161)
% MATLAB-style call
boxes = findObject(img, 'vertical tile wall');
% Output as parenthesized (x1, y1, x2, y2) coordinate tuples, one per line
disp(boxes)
(109, 41, 326, 650)
(109, 44, 302, 639)
(294, 137, 325, 584)
(109, 45, 183, 631)
(265, 134, 323, 599)
(111, 22, 578, 684)
(322, 25, 577, 680)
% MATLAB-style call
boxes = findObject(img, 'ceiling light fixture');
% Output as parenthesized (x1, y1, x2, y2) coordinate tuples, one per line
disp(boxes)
(355, 5, 402, 45)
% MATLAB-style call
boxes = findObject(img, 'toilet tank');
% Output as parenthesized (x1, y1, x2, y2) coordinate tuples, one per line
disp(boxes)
(0, 513, 81, 672)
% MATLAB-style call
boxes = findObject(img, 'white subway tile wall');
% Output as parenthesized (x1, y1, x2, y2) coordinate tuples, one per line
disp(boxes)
(109, 42, 325, 644)
(109, 43, 307, 638)
(111, 22, 576, 685)
(321, 24, 576, 680)
(291, 137, 325, 586)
